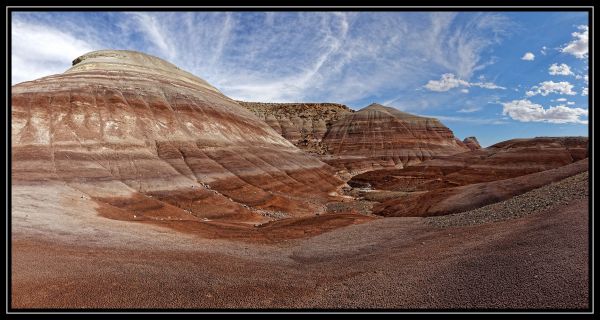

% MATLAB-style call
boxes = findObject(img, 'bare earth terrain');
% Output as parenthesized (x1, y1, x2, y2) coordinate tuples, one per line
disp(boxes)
(12, 172, 588, 309)
(11, 50, 589, 310)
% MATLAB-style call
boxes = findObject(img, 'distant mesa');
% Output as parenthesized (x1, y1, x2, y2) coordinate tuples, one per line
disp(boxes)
(237, 101, 354, 155)
(243, 102, 473, 175)
(321, 103, 471, 173)
(463, 136, 481, 150)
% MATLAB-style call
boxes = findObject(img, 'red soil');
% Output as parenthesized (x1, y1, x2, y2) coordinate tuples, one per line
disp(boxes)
(11, 197, 588, 309)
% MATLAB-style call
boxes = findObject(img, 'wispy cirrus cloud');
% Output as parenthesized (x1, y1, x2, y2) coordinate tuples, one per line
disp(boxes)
(125, 12, 176, 60)
(11, 12, 512, 106)
(415, 12, 512, 79)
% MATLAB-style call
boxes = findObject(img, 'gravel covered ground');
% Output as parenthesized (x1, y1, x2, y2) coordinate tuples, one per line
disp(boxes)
(325, 200, 377, 216)
(427, 172, 589, 228)
(11, 173, 590, 309)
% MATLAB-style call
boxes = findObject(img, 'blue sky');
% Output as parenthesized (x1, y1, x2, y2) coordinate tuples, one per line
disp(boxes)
(11, 11, 589, 146)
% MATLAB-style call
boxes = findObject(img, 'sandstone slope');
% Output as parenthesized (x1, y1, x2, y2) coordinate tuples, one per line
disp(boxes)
(350, 136, 588, 191)
(373, 159, 588, 217)
(11, 50, 345, 227)
(348, 136, 588, 217)
(321, 103, 470, 173)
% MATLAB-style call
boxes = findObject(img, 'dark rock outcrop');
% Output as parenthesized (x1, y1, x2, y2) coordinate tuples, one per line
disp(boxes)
(237, 101, 353, 154)
(463, 136, 481, 150)
(242, 102, 471, 175)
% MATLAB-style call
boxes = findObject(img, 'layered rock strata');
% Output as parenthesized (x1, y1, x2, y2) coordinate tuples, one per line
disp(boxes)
(242, 102, 475, 175)
(374, 159, 588, 217)
(348, 137, 588, 217)
(321, 103, 471, 174)
(462, 136, 481, 150)
(238, 101, 353, 154)
(350, 136, 588, 191)
(12, 50, 344, 225)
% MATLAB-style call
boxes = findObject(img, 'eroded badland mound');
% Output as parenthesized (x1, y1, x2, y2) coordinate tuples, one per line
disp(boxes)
(12, 50, 350, 228)
(321, 103, 470, 173)
(349, 136, 588, 217)
(243, 102, 472, 174)
(11, 50, 589, 310)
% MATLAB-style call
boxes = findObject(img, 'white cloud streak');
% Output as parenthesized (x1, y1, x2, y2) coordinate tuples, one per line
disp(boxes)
(424, 73, 469, 91)
(525, 81, 577, 97)
(423, 114, 507, 125)
(521, 52, 535, 61)
(424, 73, 505, 92)
(473, 81, 505, 90)
(11, 19, 97, 84)
(502, 99, 587, 124)
(457, 106, 481, 113)
(548, 63, 573, 76)
(561, 25, 588, 59)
